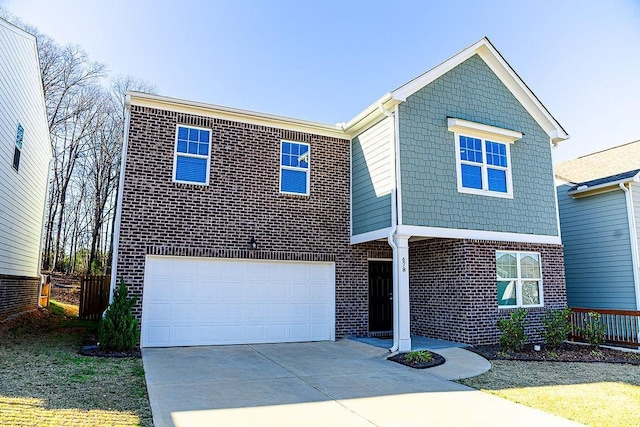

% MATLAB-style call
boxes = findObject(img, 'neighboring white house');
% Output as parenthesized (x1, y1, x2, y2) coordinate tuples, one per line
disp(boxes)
(0, 18, 51, 319)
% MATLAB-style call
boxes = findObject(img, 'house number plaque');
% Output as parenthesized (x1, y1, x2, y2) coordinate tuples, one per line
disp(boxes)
(402, 257, 406, 272)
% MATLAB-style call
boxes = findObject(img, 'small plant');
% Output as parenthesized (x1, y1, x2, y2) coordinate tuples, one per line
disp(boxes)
(542, 307, 571, 349)
(546, 351, 558, 359)
(98, 278, 140, 351)
(580, 311, 605, 349)
(590, 349, 604, 358)
(497, 308, 528, 351)
(404, 350, 433, 364)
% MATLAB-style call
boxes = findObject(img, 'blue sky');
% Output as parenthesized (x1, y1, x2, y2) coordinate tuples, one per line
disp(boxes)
(3, 0, 639, 163)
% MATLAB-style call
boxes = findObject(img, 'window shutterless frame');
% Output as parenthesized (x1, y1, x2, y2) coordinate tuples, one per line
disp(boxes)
(172, 124, 212, 185)
(496, 250, 544, 309)
(454, 132, 514, 198)
(279, 140, 310, 196)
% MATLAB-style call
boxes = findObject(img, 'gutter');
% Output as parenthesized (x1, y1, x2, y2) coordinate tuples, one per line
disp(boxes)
(379, 102, 400, 352)
(569, 175, 640, 197)
(619, 183, 640, 312)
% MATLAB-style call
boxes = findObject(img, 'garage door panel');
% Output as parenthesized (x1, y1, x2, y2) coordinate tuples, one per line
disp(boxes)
(145, 303, 171, 322)
(142, 257, 335, 347)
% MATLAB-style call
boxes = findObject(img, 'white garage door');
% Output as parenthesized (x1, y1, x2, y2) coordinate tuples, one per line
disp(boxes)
(141, 256, 335, 347)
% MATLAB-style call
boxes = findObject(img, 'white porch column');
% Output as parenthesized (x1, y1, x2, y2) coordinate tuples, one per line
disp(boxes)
(394, 234, 411, 352)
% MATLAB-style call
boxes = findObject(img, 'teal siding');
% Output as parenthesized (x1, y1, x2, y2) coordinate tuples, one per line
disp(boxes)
(398, 54, 558, 236)
(557, 185, 637, 310)
(352, 117, 393, 235)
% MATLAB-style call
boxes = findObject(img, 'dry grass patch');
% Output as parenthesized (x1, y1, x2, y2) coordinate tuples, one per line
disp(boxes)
(0, 309, 152, 427)
(458, 360, 640, 427)
(49, 299, 79, 317)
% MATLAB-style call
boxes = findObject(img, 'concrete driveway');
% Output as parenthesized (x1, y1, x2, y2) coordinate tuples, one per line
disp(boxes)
(143, 340, 581, 427)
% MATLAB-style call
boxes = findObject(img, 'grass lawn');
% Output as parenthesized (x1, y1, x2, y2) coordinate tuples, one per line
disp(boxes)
(0, 309, 152, 426)
(458, 360, 640, 427)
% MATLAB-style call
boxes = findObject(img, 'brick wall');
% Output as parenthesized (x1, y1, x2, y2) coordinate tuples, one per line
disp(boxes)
(0, 275, 40, 320)
(409, 239, 566, 345)
(117, 105, 382, 337)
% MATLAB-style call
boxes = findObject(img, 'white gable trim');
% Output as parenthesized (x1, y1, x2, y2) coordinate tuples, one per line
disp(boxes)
(392, 38, 569, 145)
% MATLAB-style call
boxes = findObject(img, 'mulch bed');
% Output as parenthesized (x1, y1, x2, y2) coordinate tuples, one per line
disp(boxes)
(388, 351, 446, 369)
(79, 332, 141, 358)
(468, 342, 640, 365)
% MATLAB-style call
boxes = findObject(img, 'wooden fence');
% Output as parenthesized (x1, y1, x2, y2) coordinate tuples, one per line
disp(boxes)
(569, 307, 640, 347)
(80, 275, 111, 320)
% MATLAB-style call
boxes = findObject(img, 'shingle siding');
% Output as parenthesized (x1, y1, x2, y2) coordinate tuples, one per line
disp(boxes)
(409, 239, 566, 345)
(398, 54, 558, 236)
(557, 185, 637, 310)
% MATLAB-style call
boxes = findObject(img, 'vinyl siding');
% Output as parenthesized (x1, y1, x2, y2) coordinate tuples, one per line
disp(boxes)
(0, 20, 50, 277)
(351, 117, 393, 235)
(557, 185, 637, 309)
(632, 182, 640, 281)
(398, 54, 558, 236)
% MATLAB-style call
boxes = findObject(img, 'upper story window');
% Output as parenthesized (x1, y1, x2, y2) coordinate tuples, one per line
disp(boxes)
(13, 123, 24, 172)
(280, 141, 310, 195)
(448, 118, 522, 199)
(496, 251, 543, 308)
(174, 125, 211, 185)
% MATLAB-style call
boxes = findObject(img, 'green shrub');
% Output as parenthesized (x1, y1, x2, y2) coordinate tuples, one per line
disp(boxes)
(98, 278, 140, 351)
(580, 311, 605, 349)
(542, 307, 571, 349)
(497, 308, 528, 351)
(405, 350, 433, 364)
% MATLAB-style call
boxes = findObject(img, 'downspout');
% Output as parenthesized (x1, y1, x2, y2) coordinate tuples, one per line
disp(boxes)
(619, 183, 640, 312)
(108, 96, 132, 306)
(379, 103, 400, 352)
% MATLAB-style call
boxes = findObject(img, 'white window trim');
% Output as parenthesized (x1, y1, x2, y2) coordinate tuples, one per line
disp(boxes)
(172, 124, 212, 186)
(449, 118, 521, 199)
(279, 140, 310, 196)
(496, 250, 544, 309)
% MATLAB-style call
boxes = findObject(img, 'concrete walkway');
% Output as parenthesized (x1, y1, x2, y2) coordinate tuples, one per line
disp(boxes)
(143, 340, 582, 427)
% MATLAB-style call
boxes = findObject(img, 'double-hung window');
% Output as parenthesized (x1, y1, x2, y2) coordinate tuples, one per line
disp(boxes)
(448, 118, 522, 198)
(280, 141, 310, 195)
(173, 125, 211, 185)
(496, 251, 543, 308)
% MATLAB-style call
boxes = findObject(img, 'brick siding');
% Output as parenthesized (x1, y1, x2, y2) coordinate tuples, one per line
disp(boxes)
(409, 239, 567, 345)
(0, 275, 40, 320)
(116, 105, 380, 337)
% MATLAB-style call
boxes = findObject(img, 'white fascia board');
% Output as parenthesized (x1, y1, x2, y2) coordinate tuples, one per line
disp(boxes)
(396, 225, 562, 245)
(447, 118, 522, 143)
(340, 93, 405, 137)
(568, 173, 640, 198)
(351, 227, 393, 244)
(128, 92, 347, 140)
(392, 38, 569, 144)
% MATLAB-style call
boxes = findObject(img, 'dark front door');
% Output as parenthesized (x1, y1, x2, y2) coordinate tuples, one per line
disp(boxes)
(369, 261, 393, 332)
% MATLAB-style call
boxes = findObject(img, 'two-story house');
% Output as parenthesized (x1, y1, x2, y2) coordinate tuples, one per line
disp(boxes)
(0, 18, 51, 320)
(111, 38, 569, 349)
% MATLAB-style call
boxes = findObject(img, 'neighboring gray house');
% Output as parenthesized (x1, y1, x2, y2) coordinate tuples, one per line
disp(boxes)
(0, 18, 51, 320)
(112, 38, 569, 349)
(556, 140, 640, 311)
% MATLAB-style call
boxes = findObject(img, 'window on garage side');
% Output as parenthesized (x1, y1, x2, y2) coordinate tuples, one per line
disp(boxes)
(280, 141, 310, 195)
(496, 251, 543, 308)
(173, 125, 211, 185)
